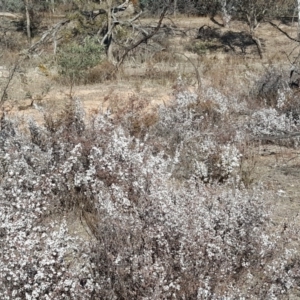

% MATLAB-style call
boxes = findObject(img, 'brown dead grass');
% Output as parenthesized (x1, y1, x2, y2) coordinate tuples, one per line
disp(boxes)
(2, 16, 298, 113)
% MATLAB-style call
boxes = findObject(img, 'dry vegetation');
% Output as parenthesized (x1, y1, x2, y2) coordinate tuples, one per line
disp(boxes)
(2, 3, 300, 299)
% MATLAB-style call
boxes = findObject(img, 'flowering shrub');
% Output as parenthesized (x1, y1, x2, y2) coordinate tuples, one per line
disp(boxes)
(0, 117, 95, 299)
(0, 93, 299, 299)
(205, 87, 239, 115)
(151, 89, 242, 181)
(88, 177, 300, 299)
(247, 105, 300, 147)
(247, 68, 300, 144)
(251, 67, 289, 108)
(249, 108, 297, 136)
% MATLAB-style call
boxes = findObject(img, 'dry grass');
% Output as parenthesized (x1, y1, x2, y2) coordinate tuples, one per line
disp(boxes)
(2, 15, 298, 110)
(3, 14, 300, 299)
(85, 60, 116, 84)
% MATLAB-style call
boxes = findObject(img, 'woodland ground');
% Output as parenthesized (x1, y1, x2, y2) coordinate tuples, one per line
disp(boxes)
(2, 13, 300, 298)
(2, 16, 299, 222)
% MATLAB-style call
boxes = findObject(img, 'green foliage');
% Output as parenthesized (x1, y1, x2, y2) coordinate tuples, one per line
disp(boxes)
(0, 0, 62, 13)
(0, 0, 24, 12)
(114, 25, 130, 42)
(57, 37, 104, 85)
(64, 11, 106, 40)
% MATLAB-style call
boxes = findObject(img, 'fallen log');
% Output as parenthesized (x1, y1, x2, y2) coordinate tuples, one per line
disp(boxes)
(0, 12, 22, 19)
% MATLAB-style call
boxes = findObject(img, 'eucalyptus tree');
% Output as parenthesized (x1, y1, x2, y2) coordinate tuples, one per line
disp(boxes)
(297, 0, 300, 39)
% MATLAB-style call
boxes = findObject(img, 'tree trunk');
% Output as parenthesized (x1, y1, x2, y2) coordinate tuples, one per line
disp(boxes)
(106, 0, 113, 62)
(251, 34, 263, 59)
(246, 11, 262, 58)
(221, 0, 231, 27)
(25, 0, 31, 46)
(51, 0, 55, 13)
(174, 0, 177, 17)
(298, 0, 300, 39)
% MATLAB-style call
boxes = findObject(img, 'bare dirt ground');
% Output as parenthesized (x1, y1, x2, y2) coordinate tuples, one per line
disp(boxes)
(245, 144, 300, 223)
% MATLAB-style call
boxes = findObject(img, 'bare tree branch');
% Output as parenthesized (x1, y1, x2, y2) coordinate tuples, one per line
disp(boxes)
(174, 52, 201, 90)
(269, 21, 300, 43)
(0, 61, 20, 108)
(0, 12, 22, 19)
(28, 19, 70, 54)
(116, 6, 169, 69)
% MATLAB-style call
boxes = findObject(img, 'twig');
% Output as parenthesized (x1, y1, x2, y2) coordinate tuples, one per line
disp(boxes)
(28, 19, 70, 54)
(116, 6, 169, 69)
(269, 21, 299, 43)
(174, 52, 201, 90)
(0, 60, 20, 108)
